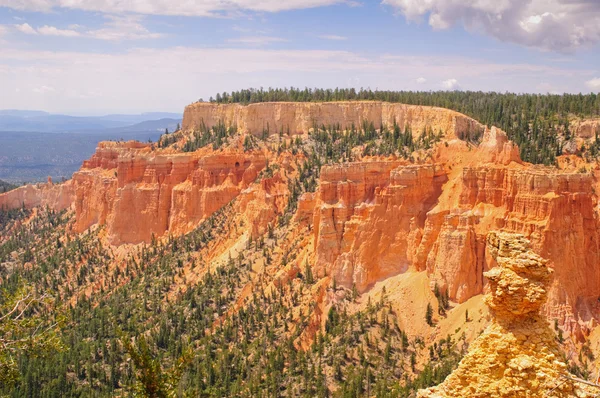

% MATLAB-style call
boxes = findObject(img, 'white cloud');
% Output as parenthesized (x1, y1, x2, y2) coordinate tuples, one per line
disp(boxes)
(416, 77, 426, 84)
(0, 0, 350, 16)
(0, 47, 594, 113)
(15, 23, 37, 35)
(587, 78, 600, 91)
(32, 85, 55, 93)
(441, 78, 459, 90)
(87, 15, 162, 40)
(10, 17, 160, 41)
(382, 0, 600, 52)
(38, 25, 80, 37)
(228, 36, 287, 45)
(232, 26, 267, 34)
(319, 35, 347, 40)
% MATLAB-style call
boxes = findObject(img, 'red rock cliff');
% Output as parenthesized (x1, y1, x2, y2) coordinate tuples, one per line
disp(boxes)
(306, 125, 599, 336)
(72, 141, 266, 244)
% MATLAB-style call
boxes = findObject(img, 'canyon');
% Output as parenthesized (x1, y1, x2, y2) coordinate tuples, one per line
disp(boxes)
(3, 102, 599, 333)
(2, 100, 600, 395)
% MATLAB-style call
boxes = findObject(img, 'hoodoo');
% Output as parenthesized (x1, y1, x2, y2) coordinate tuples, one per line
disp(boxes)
(418, 232, 597, 397)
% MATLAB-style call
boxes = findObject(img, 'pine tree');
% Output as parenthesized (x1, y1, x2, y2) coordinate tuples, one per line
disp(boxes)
(426, 303, 434, 326)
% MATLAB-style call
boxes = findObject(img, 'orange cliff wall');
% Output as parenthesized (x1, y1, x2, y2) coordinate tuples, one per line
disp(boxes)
(312, 161, 447, 291)
(452, 166, 600, 334)
(72, 141, 266, 245)
(305, 127, 600, 335)
(182, 101, 485, 138)
(0, 179, 74, 212)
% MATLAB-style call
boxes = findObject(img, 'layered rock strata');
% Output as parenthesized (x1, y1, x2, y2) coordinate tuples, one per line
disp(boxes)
(303, 124, 599, 335)
(183, 102, 485, 138)
(2, 102, 599, 338)
(72, 141, 266, 244)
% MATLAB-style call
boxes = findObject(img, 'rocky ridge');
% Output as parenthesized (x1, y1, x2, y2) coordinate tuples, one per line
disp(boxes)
(183, 101, 484, 138)
(0, 177, 73, 211)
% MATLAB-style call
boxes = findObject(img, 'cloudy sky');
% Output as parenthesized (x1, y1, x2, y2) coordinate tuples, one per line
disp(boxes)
(0, 0, 599, 114)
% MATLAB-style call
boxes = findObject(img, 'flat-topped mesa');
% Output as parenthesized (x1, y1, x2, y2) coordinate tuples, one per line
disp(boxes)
(182, 101, 485, 138)
(418, 232, 596, 398)
(73, 140, 266, 245)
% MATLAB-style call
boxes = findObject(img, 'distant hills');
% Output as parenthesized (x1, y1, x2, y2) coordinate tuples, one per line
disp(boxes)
(0, 110, 182, 183)
(0, 110, 181, 133)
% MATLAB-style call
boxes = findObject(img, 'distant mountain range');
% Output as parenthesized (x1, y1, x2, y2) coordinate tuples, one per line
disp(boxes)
(0, 110, 182, 133)
(0, 110, 182, 183)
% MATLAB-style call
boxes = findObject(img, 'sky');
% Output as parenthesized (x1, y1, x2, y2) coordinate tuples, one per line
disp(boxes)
(0, 0, 599, 114)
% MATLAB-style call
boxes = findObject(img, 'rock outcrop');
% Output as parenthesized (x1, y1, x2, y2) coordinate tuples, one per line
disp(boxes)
(183, 101, 485, 138)
(72, 141, 266, 244)
(418, 232, 596, 398)
(0, 179, 73, 212)
(574, 119, 600, 140)
(312, 161, 446, 291)
(306, 125, 600, 335)
(452, 166, 600, 334)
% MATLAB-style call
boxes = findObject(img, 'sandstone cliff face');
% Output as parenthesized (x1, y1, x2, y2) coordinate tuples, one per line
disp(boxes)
(72, 141, 266, 244)
(418, 232, 595, 398)
(312, 161, 447, 292)
(183, 102, 484, 138)
(0, 179, 74, 212)
(306, 125, 599, 335)
(450, 166, 600, 335)
(309, 126, 518, 295)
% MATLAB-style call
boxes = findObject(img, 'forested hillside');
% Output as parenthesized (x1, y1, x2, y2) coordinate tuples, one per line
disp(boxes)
(0, 179, 16, 193)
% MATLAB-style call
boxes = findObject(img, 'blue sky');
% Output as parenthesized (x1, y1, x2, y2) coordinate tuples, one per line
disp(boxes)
(0, 0, 599, 114)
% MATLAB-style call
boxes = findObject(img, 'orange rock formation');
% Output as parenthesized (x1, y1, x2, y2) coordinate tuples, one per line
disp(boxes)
(0, 179, 73, 211)
(303, 121, 598, 335)
(418, 232, 596, 398)
(72, 141, 266, 244)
